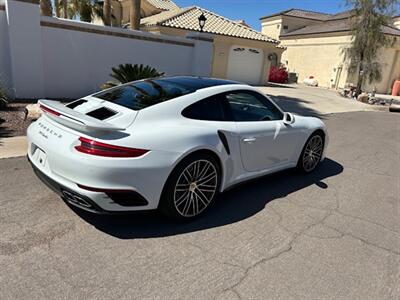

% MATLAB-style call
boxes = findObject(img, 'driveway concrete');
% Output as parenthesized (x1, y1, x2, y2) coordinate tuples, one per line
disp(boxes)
(0, 136, 27, 159)
(0, 111, 399, 299)
(256, 84, 382, 116)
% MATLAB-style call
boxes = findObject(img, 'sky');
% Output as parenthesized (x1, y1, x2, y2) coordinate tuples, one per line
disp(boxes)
(173, 0, 351, 30)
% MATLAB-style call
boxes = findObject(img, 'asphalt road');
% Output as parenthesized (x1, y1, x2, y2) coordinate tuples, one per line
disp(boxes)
(0, 111, 399, 300)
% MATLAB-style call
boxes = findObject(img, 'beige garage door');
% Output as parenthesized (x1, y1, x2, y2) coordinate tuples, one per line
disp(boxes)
(227, 46, 264, 85)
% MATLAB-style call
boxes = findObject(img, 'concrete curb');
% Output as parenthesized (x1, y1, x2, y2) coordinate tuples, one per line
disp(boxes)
(0, 136, 28, 159)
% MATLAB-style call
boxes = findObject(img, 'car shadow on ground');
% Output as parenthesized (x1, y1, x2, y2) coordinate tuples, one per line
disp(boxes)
(72, 158, 343, 239)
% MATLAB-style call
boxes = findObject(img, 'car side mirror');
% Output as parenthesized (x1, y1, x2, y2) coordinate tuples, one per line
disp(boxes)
(283, 112, 295, 125)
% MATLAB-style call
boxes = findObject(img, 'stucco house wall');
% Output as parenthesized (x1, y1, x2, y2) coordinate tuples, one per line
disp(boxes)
(280, 33, 352, 89)
(143, 26, 284, 85)
(261, 15, 323, 41)
(280, 32, 400, 93)
(363, 46, 400, 93)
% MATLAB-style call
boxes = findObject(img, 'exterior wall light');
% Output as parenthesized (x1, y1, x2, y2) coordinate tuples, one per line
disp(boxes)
(198, 13, 207, 32)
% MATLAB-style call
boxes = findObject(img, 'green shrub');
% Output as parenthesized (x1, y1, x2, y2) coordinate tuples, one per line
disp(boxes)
(101, 64, 164, 90)
(0, 82, 8, 110)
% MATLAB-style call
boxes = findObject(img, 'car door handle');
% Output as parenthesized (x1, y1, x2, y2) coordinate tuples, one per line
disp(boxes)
(242, 137, 256, 143)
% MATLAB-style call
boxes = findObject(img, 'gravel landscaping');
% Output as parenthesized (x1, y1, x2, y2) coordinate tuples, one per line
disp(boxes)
(0, 103, 34, 137)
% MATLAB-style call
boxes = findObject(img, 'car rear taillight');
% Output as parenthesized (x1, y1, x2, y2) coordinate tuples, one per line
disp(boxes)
(40, 104, 61, 116)
(75, 137, 149, 158)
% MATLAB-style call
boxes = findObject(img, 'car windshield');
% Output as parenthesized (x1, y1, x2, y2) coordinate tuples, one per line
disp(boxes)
(94, 79, 195, 110)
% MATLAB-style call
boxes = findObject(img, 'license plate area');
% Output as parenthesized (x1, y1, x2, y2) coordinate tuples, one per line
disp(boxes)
(31, 144, 48, 169)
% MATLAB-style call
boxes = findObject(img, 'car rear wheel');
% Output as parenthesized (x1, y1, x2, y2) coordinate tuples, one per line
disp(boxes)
(160, 153, 221, 220)
(297, 133, 324, 173)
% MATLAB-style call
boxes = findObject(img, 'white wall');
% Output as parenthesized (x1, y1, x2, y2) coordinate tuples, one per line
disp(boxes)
(0, 8, 12, 94)
(6, 0, 45, 98)
(40, 18, 197, 98)
(1, 0, 214, 99)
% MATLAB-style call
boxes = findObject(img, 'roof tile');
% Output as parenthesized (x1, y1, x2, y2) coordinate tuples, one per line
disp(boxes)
(141, 6, 279, 43)
(146, 0, 179, 11)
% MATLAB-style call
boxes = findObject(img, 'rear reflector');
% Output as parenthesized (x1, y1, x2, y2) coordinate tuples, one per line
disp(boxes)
(77, 184, 148, 206)
(77, 184, 133, 193)
(75, 137, 149, 158)
(40, 104, 61, 116)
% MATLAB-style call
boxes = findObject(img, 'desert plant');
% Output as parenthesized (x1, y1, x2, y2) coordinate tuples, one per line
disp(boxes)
(101, 64, 165, 89)
(0, 82, 8, 110)
(344, 0, 399, 96)
(269, 66, 288, 83)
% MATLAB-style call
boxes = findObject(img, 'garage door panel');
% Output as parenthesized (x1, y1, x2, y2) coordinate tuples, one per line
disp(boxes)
(227, 46, 264, 85)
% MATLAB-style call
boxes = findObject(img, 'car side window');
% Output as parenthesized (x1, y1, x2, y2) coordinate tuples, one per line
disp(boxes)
(182, 95, 228, 121)
(224, 91, 283, 122)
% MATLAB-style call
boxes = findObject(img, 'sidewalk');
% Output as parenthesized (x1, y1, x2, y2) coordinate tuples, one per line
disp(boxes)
(0, 136, 28, 159)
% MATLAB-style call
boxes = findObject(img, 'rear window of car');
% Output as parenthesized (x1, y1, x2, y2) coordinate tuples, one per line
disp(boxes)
(182, 96, 228, 121)
(94, 79, 194, 110)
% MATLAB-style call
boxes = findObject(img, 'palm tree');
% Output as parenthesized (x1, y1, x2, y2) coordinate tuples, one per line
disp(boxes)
(103, 0, 112, 26)
(54, 0, 61, 17)
(53, 0, 68, 18)
(40, 0, 53, 16)
(68, 0, 106, 23)
(62, 0, 68, 18)
(130, 0, 141, 30)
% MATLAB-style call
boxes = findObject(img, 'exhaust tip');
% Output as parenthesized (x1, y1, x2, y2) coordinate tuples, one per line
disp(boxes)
(62, 190, 93, 209)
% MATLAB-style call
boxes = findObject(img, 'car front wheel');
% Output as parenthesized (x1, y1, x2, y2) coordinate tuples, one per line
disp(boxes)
(297, 132, 324, 173)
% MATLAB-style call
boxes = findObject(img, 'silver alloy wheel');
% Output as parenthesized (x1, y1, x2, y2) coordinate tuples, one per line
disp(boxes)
(302, 135, 323, 172)
(174, 159, 218, 217)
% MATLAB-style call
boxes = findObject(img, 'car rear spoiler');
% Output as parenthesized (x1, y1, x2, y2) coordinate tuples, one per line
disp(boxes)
(38, 99, 125, 131)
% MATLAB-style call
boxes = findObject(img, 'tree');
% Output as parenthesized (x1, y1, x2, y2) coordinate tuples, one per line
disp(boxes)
(40, 0, 53, 16)
(344, 0, 399, 96)
(68, 0, 107, 23)
(54, 0, 61, 17)
(63, 0, 68, 18)
(103, 0, 112, 26)
(130, 0, 141, 30)
(54, 0, 68, 18)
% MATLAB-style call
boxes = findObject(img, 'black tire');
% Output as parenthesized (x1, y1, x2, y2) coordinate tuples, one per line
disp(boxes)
(159, 152, 221, 220)
(297, 132, 324, 173)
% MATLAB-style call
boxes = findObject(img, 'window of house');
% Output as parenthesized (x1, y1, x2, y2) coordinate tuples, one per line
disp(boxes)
(283, 25, 289, 30)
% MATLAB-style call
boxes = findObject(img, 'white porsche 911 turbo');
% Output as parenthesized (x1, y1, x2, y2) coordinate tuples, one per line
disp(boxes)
(27, 76, 328, 219)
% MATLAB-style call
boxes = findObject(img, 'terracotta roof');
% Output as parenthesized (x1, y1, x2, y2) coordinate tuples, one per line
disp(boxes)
(142, 6, 280, 43)
(146, 0, 178, 11)
(260, 8, 330, 21)
(280, 18, 400, 37)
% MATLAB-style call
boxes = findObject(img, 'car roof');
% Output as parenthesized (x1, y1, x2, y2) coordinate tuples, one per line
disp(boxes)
(154, 76, 243, 90)
(91, 76, 248, 112)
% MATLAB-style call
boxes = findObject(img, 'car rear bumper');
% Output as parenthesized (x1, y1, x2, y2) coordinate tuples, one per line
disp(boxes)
(28, 155, 108, 214)
(27, 118, 181, 213)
